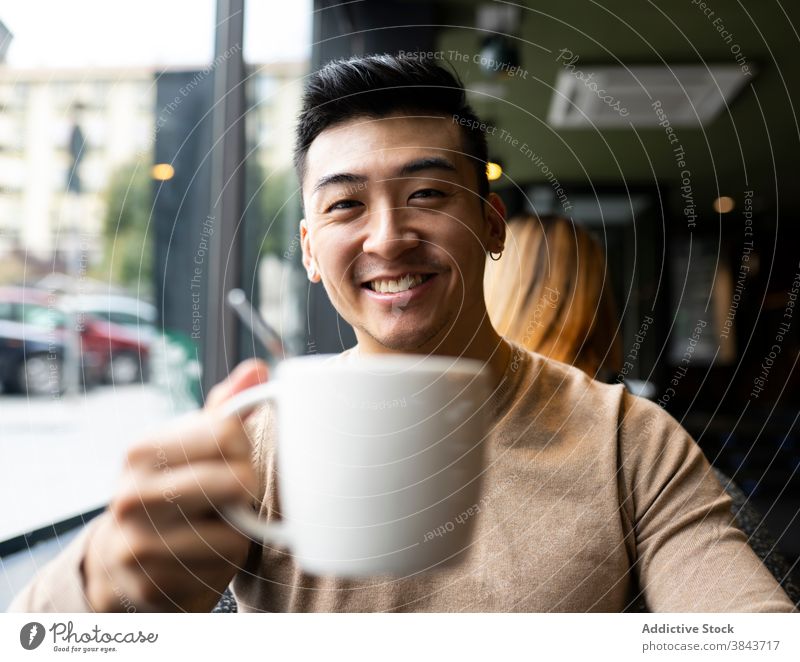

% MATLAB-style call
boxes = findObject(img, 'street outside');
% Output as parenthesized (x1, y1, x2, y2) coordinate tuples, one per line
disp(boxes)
(0, 383, 194, 541)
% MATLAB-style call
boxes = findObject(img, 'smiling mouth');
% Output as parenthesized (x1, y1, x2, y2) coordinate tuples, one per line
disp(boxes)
(361, 273, 436, 294)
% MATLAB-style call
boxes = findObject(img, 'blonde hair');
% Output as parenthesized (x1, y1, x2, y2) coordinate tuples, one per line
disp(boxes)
(485, 214, 623, 378)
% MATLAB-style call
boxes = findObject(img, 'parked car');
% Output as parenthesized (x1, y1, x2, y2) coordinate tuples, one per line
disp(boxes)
(0, 317, 64, 396)
(69, 294, 158, 345)
(80, 314, 151, 385)
(67, 294, 157, 384)
(0, 287, 150, 394)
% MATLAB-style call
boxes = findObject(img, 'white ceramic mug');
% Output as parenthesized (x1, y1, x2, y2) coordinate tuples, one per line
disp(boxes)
(222, 353, 490, 577)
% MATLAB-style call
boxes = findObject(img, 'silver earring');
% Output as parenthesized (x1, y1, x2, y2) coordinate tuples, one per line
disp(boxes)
(489, 250, 503, 261)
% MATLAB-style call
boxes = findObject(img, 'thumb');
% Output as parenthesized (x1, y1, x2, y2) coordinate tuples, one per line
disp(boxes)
(204, 359, 269, 412)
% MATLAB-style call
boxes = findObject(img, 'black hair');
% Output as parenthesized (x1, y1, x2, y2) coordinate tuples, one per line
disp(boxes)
(294, 53, 490, 200)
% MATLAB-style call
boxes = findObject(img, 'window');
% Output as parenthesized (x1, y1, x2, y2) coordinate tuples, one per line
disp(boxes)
(241, 6, 311, 362)
(0, 0, 314, 612)
(0, 0, 222, 610)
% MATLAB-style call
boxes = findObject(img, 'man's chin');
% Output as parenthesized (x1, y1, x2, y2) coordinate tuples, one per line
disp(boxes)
(359, 318, 452, 353)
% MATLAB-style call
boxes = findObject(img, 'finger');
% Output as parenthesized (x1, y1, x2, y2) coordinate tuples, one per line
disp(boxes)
(114, 460, 257, 520)
(125, 410, 253, 469)
(118, 519, 250, 565)
(205, 359, 269, 412)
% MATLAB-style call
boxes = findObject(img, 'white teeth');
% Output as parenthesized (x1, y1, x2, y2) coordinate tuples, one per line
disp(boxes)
(369, 274, 426, 293)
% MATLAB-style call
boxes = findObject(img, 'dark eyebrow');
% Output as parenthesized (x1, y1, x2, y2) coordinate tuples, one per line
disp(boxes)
(312, 172, 368, 195)
(311, 156, 458, 197)
(397, 157, 457, 177)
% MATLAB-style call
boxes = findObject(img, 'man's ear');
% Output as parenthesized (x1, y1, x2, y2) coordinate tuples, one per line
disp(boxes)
(300, 219, 321, 283)
(484, 192, 507, 253)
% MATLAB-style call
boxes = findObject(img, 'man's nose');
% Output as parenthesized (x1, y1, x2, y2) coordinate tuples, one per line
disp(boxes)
(361, 205, 421, 261)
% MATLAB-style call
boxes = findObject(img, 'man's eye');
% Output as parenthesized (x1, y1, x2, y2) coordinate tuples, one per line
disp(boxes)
(326, 199, 362, 212)
(410, 189, 445, 200)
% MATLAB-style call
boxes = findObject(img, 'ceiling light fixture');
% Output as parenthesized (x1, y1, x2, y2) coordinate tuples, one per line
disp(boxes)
(476, 5, 522, 79)
(713, 196, 735, 213)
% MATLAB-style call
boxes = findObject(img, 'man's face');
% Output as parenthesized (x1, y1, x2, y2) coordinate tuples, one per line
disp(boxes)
(300, 113, 504, 353)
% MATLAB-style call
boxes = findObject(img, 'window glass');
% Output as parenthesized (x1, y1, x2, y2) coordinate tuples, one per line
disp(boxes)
(0, 0, 314, 611)
(0, 0, 218, 609)
(241, 1, 312, 360)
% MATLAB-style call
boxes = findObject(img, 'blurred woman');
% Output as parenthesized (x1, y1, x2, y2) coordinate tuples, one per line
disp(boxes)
(485, 213, 623, 382)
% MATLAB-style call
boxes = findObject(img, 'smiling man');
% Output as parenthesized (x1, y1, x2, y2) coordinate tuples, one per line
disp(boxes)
(296, 80, 509, 373)
(300, 114, 510, 365)
(231, 55, 794, 612)
(9, 54, 795, 613)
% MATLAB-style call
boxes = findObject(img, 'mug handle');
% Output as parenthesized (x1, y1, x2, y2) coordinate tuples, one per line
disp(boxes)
(220, 381, 278, 418)
(220, 381, 292, 548)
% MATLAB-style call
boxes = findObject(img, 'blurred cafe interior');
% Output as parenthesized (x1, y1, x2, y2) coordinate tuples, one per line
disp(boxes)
(1, 0, 800, 608)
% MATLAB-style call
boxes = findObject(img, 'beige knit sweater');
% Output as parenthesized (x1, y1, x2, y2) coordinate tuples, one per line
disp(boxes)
(9, 345, 796, 612)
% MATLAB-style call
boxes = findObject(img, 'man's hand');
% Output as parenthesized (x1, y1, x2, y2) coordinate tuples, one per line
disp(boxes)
(83, 359, 268, 612)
